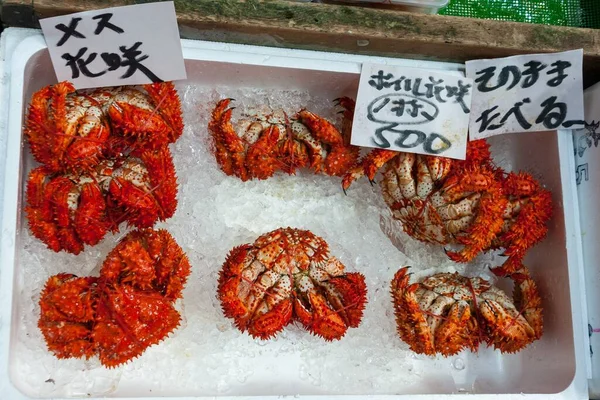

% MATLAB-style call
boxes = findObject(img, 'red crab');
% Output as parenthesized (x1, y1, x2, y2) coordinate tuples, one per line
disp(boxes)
(38, 228, 191, 368)
(217, 227, 368, 340)
(25, 81, 111, 172)
(208, 98, 360, 181)
(342, 140, 552, 275)
(25, 81, 184, 173)
(25, 148, 178, 255)
(100, 82, 184, 155)
(390, 265, 543, 356)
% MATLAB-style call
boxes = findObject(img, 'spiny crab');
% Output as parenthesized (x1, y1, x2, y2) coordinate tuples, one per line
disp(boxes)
(25, 81, 183, 173)
(208, 98, 360, 181)
(38, 228, 191, 368)
(217, 227, 368, 340)
(25, 148, 178, 255)
(390, 265, 543, 356)
(342, 140, 553, 276)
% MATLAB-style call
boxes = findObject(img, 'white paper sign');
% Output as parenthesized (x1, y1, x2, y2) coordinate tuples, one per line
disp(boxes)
(466, 49, 584, 140)
(352, 63, 473, 160)
(39, 1, 187, 89)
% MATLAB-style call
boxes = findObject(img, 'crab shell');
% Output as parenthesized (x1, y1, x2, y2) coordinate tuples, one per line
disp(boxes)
(342, 139, 553, 275)
(25, 147, 178, 255)
(38, 228, 191, 368)
(100, 82, 184, 156)
(24, 81, 184, 173)
(390, 266, 543, 356)
(208, 98, 360, 181)
(217, 227, 368, 341)
(25, 81, 111, 173)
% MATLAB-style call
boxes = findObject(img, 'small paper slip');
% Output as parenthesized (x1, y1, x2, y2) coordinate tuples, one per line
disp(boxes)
(351, 63, 473, 160)
(466, 49, 584, 140)
(39, 1, 187, 89)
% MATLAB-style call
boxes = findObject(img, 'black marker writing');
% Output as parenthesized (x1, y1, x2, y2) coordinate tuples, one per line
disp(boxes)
(391, 98, 423, 118)
(474, 65, 521, 92)
(55, 17, 86, 47)
(445, 80, 472, 113)
(367, 71, 471, 114)
(62, 47, 105, 79)
(372, 126, 452, 154)
(547, 60, 571, 87)
(118, 42, 161, 82)
(521, 60, 547, 88)
(92, 13, 125, 35)
(61, 42, 161, 82)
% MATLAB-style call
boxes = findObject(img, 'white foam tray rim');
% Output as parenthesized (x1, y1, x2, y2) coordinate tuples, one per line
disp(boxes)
(0, 29, 590, 400)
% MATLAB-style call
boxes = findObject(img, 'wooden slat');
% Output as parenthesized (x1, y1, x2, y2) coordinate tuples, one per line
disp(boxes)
(2, 0, 600, 87)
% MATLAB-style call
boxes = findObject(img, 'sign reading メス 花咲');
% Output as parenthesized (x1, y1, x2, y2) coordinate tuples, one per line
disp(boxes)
(39, 1, 186, 90)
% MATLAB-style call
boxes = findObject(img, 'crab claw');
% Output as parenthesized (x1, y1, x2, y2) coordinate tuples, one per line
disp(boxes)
(296, 109, 359, 176)
(341, 149, 399, 192)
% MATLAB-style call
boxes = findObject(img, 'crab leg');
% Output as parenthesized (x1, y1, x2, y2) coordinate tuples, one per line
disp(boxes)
(246, 125, 281, 180)
(48, 177, 85, 255)
(25, 167, 62, 252)
(143, 82, 184, 143)
(208, 99, 235, 176)
(216, 106, 249, 181)
(144, 229, 192, 300)
(341, 148, 399, 193)
(442, 168, 507, 263)
(491, 172, 553, 276)
(218, 243, 294, 339)
(74, 182, 109, 246)
(295, 270, 367, 341)
(295, 286, 348, 341)
(139, 148, 178, 221)
(297, 109, 358, 176)
(50, 82, 75, 164)
(290, 119, 326, 173)
(24, 86, 58, 169)
(334, 97, 357, 145)
(63, 100, 111, 172)
(107, 84, 182, 150)
(391, 267, 436, 355)
(433, 301, 479, 356)
(510, 268, 543, 341)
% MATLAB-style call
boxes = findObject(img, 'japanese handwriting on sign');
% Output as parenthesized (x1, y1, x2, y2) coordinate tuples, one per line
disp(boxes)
(368, 71, 472, 114)
(39, 1, 186, 89)
(466, 49, 584, 139)
(62, 42, 161, 82)
(55, 14, 160, 83)
(351, 63, 473, 160)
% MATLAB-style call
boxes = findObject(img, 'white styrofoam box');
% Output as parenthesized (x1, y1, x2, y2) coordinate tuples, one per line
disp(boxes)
(0, 29, 589, 399)
(573, 80, 600, 399)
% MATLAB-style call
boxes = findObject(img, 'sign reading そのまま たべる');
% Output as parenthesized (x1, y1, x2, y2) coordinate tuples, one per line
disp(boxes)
(466, 49, 584, 139)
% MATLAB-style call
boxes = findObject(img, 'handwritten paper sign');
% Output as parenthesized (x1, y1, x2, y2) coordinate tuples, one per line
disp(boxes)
(466, 49, 584, 140)
(352, 63, 473, 160)
(39, 1, 187, 89)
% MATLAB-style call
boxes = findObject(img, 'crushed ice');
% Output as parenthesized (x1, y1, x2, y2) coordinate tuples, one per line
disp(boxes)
(14, 83, 504, 397)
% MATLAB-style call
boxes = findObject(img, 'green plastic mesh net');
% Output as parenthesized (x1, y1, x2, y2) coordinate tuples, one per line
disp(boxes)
(438, 0, 600, 29)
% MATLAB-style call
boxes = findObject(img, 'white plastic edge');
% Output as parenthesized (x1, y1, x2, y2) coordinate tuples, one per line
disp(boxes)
(0, 29, 589, 400)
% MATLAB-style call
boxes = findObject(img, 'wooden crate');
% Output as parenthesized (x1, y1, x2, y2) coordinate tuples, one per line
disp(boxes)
(2, 0, 600, 87)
